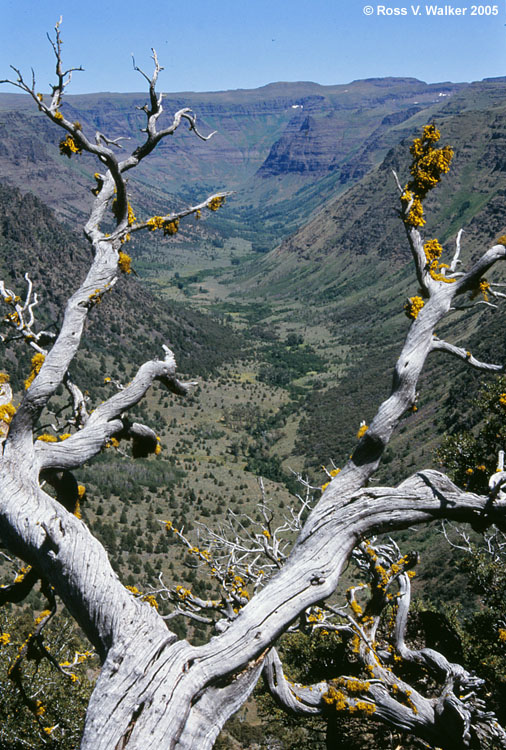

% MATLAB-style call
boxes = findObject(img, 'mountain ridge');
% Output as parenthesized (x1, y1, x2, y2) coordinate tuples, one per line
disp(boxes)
(0, 76, 467, 234)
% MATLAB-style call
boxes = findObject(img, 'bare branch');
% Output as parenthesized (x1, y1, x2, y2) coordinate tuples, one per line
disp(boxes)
(113, 191, 232, 242)
(450, 228, 464, 271)
(263, 649, 326, 715)
(35, 345, 194, 470)
(431, 336, 503, 372)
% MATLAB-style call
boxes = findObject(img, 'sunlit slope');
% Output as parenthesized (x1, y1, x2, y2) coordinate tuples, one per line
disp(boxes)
(238, 85, 506, 303)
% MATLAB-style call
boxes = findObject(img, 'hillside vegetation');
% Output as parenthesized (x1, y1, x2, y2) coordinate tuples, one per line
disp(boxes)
(1, 75, 506, 748)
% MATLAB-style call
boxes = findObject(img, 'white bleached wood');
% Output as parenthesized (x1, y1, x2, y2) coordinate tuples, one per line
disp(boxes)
(1, 27, 506, 749)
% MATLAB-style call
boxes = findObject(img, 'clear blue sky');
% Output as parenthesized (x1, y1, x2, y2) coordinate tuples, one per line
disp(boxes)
(1, 0, 505, 94)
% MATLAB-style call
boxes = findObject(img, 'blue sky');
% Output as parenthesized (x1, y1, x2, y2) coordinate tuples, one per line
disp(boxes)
(1, 0, 505, 94)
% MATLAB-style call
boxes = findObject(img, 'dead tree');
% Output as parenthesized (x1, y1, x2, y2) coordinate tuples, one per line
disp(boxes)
(1, 21, 506, 750)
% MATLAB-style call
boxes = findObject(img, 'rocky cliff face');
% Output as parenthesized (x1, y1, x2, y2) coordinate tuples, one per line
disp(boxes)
(255, 79, 461, 180)
(0, 78, 463, 217)
(245, 88, 506, 300)
(1, 76, 500, 259)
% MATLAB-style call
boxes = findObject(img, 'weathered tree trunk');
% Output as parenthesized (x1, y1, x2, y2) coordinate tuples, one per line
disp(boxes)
(1, 27, 506, 749)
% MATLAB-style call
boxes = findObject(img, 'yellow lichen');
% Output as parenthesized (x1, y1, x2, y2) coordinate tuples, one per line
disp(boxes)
(0, 403, 16, 425)
(471, 278, 491, 301)
(175, 585, 191, 600)
(141, 594, 159, 609)
(147, 215, 165, 231)
(24, 352, 45, 390)
(118, 251, 132, 274)
(423, 240, 456, 283)
(401, 125, 453, 227)
(357, 423, 369, 439)
(163, 219, 179, 236)
(208, 196, 225, 212)
(350, 598, 363, 617)
(92, 173, 104, 197)
(34, 609, 51, 626)
(424, 238, 443, 262)
(404, 296, 425, 320)
(146, 216, 180, 235)
(323, 679, 376, 715)
(59, 134, 82, 158)
(127, 203, 136, 226)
